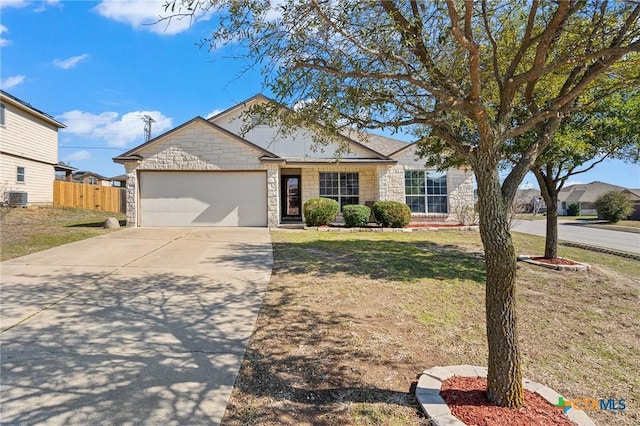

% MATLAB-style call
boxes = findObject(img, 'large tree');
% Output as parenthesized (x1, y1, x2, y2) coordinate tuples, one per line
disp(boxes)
(532, 89, 640, 259)
(166, 0, 640, 408)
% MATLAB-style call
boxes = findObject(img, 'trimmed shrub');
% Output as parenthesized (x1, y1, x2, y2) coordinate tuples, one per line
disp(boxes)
(595, 191, 632, 223)
(342, 204, 371, 227)
(303, 197, 339, 226)
(372, 201, 411, 228)
(567, 203, 580, 216)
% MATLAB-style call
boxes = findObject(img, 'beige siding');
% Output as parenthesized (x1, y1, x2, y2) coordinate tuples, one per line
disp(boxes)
(0, 154, 54, 204)
(211, 100, 375, 159)
(0, 102, 59, 164)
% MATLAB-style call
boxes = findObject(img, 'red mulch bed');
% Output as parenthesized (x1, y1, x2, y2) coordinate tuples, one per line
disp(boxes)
(531, 256, 581, 266)
(440, 376, 576, 426)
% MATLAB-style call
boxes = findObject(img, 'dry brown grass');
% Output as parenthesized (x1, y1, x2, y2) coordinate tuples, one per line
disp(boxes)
(222, 230, 639, 426)
(0, 206, 125, 261)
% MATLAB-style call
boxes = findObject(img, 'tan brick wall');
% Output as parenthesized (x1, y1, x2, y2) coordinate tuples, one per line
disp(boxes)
(390, 145, 475, 222)
(300, 166, 377, 207)
(137, 122, 264, 170)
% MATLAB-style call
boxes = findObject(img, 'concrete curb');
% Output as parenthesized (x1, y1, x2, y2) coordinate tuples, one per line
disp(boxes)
(517, 255, 591, 271)
(559, 241, 640, 261)
(415, 365, 595, 426)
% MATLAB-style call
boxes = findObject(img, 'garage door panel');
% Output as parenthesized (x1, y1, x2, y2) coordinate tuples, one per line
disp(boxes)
(139, 172, 267, 227)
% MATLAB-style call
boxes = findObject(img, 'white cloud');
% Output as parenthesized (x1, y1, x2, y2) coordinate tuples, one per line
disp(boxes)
(206, 109, 223, 119)
(53, 54, 90, 69)
(518, 182, 534, 190)
(94, 0, 213, 35)
(64, 150, 91, 162)
(0, 0, 27, 8)
(34, 0, 61, 12)
(264, 0, 285, 22)
(0, 0, 60, 11)
(0, 25, 10, 47)
(58, 109, 173, 148)
(0, 75, 25, 90)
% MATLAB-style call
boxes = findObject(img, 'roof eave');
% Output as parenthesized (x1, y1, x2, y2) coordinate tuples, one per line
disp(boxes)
(116, 116, 279, 160)
(54, 163, 77, 172)
(0, 91, 66, 128)
(113, 154, 143, 164)
(276, 158, 397, 166)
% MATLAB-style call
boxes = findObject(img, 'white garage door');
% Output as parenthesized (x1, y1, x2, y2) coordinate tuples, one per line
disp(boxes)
(139, 171, 267, 227)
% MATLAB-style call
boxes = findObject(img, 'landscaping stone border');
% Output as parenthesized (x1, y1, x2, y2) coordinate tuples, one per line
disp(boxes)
(416, 365, 595, 426)
(309, 225, 479, 232)
(559, 241, 640, 261)
(517, 255, 591, 272)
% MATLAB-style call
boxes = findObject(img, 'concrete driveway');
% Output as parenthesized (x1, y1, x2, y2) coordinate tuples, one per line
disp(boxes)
(0, 227, 272, 425)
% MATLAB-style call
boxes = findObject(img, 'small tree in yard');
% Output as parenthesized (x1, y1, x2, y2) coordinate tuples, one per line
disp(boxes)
(524, 89, 640, 258)
(595, 191, 632, 222)
(165, 0, 640, 408)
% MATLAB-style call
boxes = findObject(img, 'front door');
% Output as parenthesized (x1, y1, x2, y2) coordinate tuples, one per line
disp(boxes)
(281, 175, 302, 220)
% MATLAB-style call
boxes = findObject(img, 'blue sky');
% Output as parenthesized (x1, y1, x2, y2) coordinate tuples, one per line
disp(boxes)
(1, 0, 638, 189)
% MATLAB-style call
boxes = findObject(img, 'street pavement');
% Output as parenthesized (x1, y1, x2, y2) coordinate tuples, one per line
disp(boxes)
(511, 219, 640, 254)
(0, 227, 272, 425)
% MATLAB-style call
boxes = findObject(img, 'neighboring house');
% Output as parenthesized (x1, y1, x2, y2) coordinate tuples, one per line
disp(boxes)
(0, 90, 66, 205)
(55, 163, 76, 181)
(557, 181, 625, 216)
(109, 174, 127, 187)
(622, 189, 640, 220)
(514, 188, 546, 214)
(114, 94, 474, 227)
(72, 171, 111, 186)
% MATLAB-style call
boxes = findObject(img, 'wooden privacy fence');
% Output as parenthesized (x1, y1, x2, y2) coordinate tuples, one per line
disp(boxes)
(54, 181, 126, 214)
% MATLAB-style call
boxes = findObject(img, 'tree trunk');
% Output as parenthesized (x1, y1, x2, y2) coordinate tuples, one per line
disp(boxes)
(533, 169, 559, 259)
(543, 198, 559, 258)
(475, 166, 525, 408)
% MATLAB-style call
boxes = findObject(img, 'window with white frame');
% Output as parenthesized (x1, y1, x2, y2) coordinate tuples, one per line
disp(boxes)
(16, 166, 25, 183)
(0, 103, 5, 126)
(319, 172, 359, 209)
(405, 171, 448, 213)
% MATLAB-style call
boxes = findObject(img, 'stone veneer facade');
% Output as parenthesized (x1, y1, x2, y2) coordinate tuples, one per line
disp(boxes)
(118, 120, 475, 227)
(386, 145, 475, 222)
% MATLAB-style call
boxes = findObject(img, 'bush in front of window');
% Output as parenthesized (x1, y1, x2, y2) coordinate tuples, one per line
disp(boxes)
(566, 203, 580, 216)
(342, 204, 371, 227)
(303, 197, 339, 226)
(372, 201, 411, 228)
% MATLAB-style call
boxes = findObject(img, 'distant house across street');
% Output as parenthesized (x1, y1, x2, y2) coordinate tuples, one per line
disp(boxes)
(71, 171, 112, 186)
(557, 181, 626, 216)
(622, 188, 640, 220)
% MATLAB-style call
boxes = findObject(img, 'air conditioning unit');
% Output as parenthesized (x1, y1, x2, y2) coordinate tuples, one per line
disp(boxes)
(5, 191, 28, 206)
